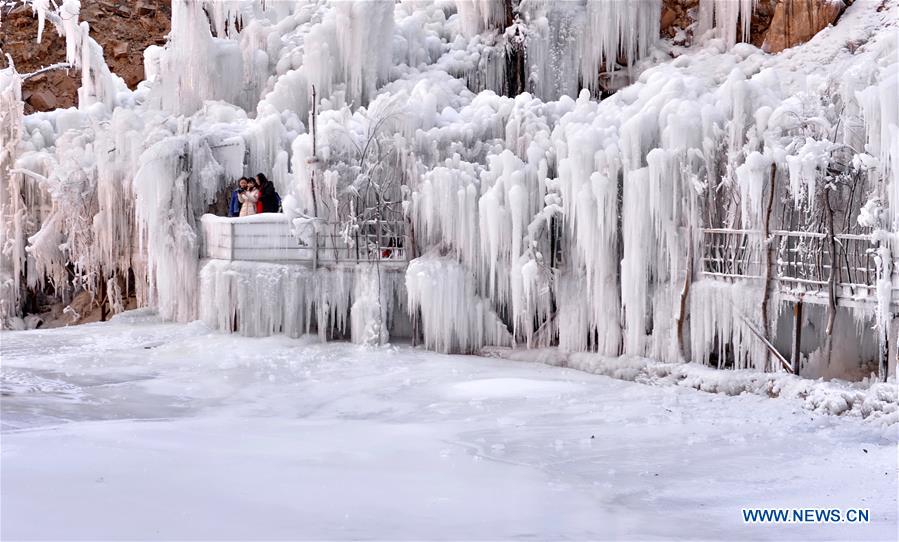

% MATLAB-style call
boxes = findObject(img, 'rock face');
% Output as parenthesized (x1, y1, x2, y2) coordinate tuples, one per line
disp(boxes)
(0, 0, 171, 113)
(1, 0, 847, 114)
(763, 0, 847, 53)
(660, 0, 778, 43)
(23, 89, 57, 110)
(750, 0, 780, 47)
(661, 0, 699, 39)
(660, 0, 845, 50)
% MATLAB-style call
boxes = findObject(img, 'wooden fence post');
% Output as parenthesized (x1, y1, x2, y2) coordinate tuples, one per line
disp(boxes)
(760, 163, 778, 372)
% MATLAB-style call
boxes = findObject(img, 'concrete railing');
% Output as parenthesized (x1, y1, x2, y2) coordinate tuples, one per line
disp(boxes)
(199, 214, 408, 265)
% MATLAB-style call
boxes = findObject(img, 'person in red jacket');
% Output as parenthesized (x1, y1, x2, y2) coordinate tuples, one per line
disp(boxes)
(255, 173, 281, 213)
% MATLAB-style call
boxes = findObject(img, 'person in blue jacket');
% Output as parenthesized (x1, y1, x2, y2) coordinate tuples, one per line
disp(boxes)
(229, 178, 249, 217)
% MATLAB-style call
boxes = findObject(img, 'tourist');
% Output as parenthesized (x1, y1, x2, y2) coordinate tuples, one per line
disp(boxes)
(229, 177, 248, 217)
(255, 173, 281, 213)
(238, 180, 259, 217)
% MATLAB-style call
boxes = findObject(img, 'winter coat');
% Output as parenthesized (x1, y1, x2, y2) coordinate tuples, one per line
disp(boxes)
(238, 189, 259, 217)
(258, 182, 281, 213)
(229, 190, 242, 217)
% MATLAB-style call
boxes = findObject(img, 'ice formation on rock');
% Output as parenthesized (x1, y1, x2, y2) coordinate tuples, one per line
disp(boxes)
(698, 0, 757, 49)
(1, 0, 896, 377)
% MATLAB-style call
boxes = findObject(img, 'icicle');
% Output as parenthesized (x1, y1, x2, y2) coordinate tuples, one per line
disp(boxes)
(334, 0, 395, 106)
(406, 255, 512, 353)
(200, 259, 392, 341)
(351, 263, 401, 346)
(621, 167, 653, 356)
(521, 0, 660, 99)
(454, 0, 509, 37)
(698, 0, 757, 49)
(31, 0, 50, 44)
(786, 138, 830, 210)
(689, 280, 768, 370)
(411, 161, 481, 267)
(580, 0, 661, 92)
(735, 151, 772, 228)
(134, 139, 199, 322)
(0, 67, 25, 323)
(61, 0, 81, 65)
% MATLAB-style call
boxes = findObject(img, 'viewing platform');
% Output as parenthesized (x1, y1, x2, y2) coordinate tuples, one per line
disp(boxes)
(199, 216, 897, 309)
(199, 214, 409, 269)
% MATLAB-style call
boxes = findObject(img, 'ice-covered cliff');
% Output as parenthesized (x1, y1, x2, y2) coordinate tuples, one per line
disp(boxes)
(1, 0, 896, 378)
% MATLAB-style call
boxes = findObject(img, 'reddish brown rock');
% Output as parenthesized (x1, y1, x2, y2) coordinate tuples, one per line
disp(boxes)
(136, 3, 157, 17)
(112, 42, 129, 59)
(750, 0, 779, 46)
(661, 6, 679, 33)
(0, 0, 171, 113)
(26, 90, 58, 110)
(661, 0, 701, 41)
(763, 0, 847, 53)
(659, 0, 838, 50)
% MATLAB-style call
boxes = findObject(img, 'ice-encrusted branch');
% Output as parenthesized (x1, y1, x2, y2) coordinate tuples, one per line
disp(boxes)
(21, 62, 74, 81)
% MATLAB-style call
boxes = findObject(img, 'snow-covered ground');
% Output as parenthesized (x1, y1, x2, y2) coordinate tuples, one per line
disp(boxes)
(1, 311, 897, 540)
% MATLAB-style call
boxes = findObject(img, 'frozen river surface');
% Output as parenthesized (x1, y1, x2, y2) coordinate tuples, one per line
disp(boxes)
(1, 312, 896, 540)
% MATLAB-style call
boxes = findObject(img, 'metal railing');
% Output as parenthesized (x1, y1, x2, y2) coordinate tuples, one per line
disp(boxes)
(310, 220, 408, 264)
(701, 228, 765, 280)
(774, 231, 879, 296)
(701, 228, 894, 301)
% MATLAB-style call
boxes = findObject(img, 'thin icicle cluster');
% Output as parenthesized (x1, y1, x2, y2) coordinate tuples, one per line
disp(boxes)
(855, 61, 899, 354)
(0, 68, 25, 321)
(406, 256, 512, 353)
(200, 259, 398, 341)
(689, 280, 770, 370)
(454, 0, 509, 37)
(698, 0, 757, 49)
(520, 0, 661, 99)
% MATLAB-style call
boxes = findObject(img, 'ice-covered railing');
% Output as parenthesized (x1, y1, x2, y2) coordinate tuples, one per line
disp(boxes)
(199, 214, 407, 265)
(701, 228, 899, 305)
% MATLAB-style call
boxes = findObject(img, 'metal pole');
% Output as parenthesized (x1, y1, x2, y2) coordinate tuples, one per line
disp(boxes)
(229, 221, 235, 260)
(375, 220, 383, 262)
(894, 317, 898, 383)
(791, 301, 803, 375)
(313, 227, 318, 271)
(309, 86, 320, 219)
